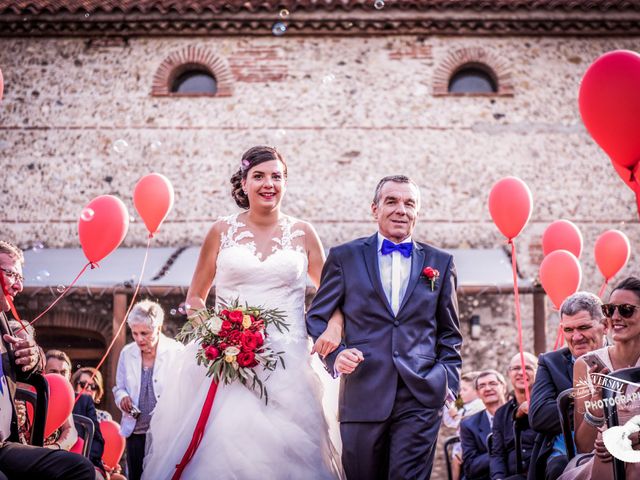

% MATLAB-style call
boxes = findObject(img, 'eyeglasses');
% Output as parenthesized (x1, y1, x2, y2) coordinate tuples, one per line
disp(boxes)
(602, 303, 639, 319)
(77, 380, 98, 392)
(0, 267, 24, 284)
(477, 381, 501, 390)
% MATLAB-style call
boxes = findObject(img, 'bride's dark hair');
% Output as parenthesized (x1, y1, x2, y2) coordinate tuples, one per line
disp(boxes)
(230, 146, 287, 209)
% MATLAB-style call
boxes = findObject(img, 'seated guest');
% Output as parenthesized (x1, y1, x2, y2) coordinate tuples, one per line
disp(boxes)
(0, 240, 94, 479)
(72, 368, 127, 480)
(113, 300, 184, 480)
(461, 370, 508, 480)
(559, 277, 640, 480)
(528, 292, 607, 480)
(45, 350, 107, 480)
(491, 352, 538, 480)
(44, 350, 79, 451)
(444, 371, 485, 480)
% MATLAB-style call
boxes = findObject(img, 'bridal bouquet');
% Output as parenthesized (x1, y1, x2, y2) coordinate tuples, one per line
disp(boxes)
(177, 299, 288, 402)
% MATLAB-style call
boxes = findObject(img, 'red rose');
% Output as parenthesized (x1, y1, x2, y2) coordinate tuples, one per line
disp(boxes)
(219, 320, 232, 336)
(228, 310, 244, 323)
(241, 331, 259, 351)
(228, 330, 243, 345)
(423, 267, 439, 279)
(219, 342, 229, 351)
(254, 331, 264, 347)
(237, 351, 258, 368)
(220, 309, 230, 318)
(251, 319, 265, 332)
(204, 345, 219, 360)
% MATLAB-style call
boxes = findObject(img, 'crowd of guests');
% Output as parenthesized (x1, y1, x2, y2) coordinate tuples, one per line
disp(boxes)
(448, 286, 640, 480)
(3, 237, 640, 479)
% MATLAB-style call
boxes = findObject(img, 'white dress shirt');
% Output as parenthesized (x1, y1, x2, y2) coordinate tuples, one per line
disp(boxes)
(377, 233, 413, 315)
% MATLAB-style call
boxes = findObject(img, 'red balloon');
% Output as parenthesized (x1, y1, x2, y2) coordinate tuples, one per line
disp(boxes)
(594, 229, 631, 281)
(488, 177, 533, 240)
(100, 420, 126, 470)
(78, 195, 129, 264)
(44, 373, 74, 438)
(579, 50, 640, 168)
(0, 67, 4, 102)
(542, 220, 583, 259)
(539, 250, 582, 310)
(133, 173, 174, 236)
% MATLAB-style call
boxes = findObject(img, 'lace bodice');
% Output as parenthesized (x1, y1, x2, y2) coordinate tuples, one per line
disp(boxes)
(215, 213, 308, 341)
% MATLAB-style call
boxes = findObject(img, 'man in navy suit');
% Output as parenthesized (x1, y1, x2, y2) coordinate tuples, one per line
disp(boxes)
(461, 370, 508, 480)
(528, 292, 607, 480)
(307, 175, 462, 479)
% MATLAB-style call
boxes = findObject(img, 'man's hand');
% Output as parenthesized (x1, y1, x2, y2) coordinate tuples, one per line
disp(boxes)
(311, 323, 342, 358)
(120, 395, 134, 414)
(595, 434, 613, 463)
(4, 334, 39, 372)
(516, 400, 529, 418)
(335, 348, 364, 375)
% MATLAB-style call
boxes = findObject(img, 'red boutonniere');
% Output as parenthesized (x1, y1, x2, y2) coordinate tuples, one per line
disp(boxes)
(422, 266, 440, 291)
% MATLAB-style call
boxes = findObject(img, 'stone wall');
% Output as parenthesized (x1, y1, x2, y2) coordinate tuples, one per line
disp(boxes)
(1, 34, 639, 366)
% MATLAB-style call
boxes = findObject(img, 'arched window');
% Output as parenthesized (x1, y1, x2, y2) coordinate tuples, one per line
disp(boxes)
(433, 48, 513, 97)
(448, 65, 497, 94)
(171, 68, 217, 95)
(152, 46, 233, 97)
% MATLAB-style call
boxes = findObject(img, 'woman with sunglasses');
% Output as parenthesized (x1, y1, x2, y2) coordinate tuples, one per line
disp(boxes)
(560, 277, 640, 480)
(72, 368, 112, 422)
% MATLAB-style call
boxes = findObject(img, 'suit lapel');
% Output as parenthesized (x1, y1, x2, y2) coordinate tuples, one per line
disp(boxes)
(398, 242, 426, 314)
(562, 348, 574, 384)
(362, 235, 395, 317)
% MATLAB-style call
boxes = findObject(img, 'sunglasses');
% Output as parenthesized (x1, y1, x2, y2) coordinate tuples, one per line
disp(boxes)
(602, 303, 639, 319)
(0, 267, 24, 284)
(77, 380, 99, 392)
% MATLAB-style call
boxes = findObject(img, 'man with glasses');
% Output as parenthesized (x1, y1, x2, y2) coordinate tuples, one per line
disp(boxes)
(491, 352, 538, 479)
(528, 291, 608, 480)
(461, 370, 508, 480)
(0, 240, 94, 480)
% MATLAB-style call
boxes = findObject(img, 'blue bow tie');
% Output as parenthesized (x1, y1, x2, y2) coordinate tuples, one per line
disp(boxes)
(381, 239, 413, 258)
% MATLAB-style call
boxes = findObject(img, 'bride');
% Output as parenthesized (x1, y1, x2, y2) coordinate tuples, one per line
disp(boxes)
(142, 146, 344, 479)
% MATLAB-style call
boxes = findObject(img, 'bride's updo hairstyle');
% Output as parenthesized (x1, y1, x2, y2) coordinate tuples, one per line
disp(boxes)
(230, 146, 288, 209)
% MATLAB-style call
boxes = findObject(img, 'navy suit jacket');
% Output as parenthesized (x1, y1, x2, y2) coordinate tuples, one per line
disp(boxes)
(527, 347, 574, 480)
(306, 234, 462, 422)
(460, 410, 491, 480)
(490, 397, 537, 479)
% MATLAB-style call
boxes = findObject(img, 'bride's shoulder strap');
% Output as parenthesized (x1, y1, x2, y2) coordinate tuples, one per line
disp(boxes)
(218, 212, 253, 249)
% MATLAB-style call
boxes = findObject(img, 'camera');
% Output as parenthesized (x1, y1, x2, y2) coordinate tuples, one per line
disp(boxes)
(130, 405, 141, 419)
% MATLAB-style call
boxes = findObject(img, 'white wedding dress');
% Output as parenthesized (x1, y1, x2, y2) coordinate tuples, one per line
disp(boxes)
(142, 214, 342, 480)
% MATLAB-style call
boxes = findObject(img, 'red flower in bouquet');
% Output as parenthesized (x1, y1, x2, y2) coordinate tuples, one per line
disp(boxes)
(254, 331, 264, 347)
(220, 309, 230, 318)
(422, 266, 440, 291)
(228, 310, 244, 323)
(204, 345, 219, 360)
(237, 351, 258, 368)
(219, 320, 232, 336)
(228, 330, 243, 345)
(241, 331, 260, 351)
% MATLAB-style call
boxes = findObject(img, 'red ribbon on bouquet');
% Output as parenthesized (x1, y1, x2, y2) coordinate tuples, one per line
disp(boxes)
(172, 380, 219, 480)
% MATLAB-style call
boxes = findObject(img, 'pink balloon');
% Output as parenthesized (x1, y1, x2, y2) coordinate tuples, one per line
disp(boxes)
(594, 230, 631, 281)
(579, 50, 640, 168)
(44, 373, 74, 438)
(539, 250, 582, 310)
(542, 220, 583, 259)
(133, 173, 174, 236)
(78, 195, 129, 264)
(488, 177, 533, 240)
(100, 420, 126, 470)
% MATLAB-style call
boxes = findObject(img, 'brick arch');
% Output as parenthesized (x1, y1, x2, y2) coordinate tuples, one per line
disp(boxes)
(151, 45, 233, 97)
(38, 310, 112, 343)
(432, 47, 514, 97)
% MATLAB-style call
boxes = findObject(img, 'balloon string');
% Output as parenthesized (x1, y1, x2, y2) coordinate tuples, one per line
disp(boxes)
(553, 322, 564, 350)
(75, 237, 152, 403)
(509, 239, 531, 404)
(598, 280, 608, 300)
(18, 262, 95, 334)
(0, 274, 29, 331)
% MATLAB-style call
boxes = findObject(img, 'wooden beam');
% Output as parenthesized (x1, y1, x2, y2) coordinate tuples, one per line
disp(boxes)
(105, 292, 128, 418)
(533, 287, 547, 355)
